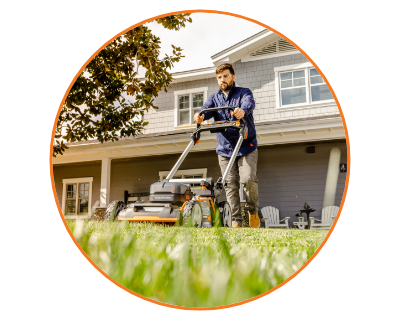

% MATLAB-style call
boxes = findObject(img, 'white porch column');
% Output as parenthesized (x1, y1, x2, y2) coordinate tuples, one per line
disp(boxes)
(100, 158, 111, 207)
(323, 147, 341, 208)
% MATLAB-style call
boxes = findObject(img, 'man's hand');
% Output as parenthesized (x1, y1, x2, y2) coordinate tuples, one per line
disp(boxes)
(233, 107, 245, 120)
(194, 113, 205, 124)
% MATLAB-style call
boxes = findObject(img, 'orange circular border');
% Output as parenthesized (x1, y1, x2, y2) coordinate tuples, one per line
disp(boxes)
(50, 9, 350, 311)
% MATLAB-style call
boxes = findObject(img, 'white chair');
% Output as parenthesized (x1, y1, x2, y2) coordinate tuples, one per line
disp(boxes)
(261, 206, 290, 228)
(309, 206, 339, 230)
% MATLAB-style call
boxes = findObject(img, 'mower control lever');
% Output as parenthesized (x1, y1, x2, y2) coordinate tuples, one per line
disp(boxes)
(196, 106, 237, 129)
(192, 106, 248, 144)
(214, 177, 227, 195)
(197, 106, 235, 117)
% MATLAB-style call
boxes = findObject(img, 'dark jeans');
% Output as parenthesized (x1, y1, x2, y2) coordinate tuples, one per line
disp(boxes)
(218, 149, 259, 226)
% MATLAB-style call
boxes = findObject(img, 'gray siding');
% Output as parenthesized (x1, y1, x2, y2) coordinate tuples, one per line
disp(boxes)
(144, 52, 341, 134)
(143, 76, 219, 134)
(257, 140, 347, 225)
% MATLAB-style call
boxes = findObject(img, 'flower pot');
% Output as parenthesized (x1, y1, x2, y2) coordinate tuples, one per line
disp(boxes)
(298, 217, 304, 222)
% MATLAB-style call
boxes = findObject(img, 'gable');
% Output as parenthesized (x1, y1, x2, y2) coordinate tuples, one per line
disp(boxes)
(241, 37, 300, 63)
(250, 38, 296, 57)
(211, 30, 276, 66)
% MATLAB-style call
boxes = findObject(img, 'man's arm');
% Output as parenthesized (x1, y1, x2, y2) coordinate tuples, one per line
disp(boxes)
(194, 94, 215, 124)
(239, 88, 256, 114)
(232, 88, 255, 120)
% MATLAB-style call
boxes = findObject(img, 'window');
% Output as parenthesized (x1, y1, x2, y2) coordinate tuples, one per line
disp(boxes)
(174, 87, 208, 128)
(280, 69, 307, 106)
(178, 93, 204, 125)
(309, 68, 334, 102)
(62, 177, 93, 215)
(159, 168, 207, 187)
(275, 63, 334, 109)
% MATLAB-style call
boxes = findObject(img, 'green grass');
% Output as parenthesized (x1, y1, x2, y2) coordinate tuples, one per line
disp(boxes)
(68, 221, 328, 308)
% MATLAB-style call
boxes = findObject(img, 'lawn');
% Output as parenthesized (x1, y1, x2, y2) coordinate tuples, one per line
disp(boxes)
(67, 221, 329, 308)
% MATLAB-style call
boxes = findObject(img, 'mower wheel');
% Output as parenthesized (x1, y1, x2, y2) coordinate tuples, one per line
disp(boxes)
(219, 201, 232, 227)
(182, 200, 203, 227)
(104, 200, 126, 221)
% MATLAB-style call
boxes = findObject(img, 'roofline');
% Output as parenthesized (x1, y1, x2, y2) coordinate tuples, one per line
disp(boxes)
(211, 29, 270, 60)
(171, 66, 215, 77)
(53, 115, 344, 164)
(62, 114, 342, 148)
(138, 66, 216, 83)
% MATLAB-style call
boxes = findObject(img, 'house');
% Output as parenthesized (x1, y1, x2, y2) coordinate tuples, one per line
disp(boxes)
(52, 29, 348, 226)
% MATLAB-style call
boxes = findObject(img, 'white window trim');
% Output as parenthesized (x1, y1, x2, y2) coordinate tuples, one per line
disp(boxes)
(174, 87, 208, 130)
(62, 177, 93, 216)
(274, 62, 335, 111)
(159, 168, 207, 181)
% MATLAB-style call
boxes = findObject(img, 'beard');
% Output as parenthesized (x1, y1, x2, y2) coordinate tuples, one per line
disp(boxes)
(219, 79, 234, 92)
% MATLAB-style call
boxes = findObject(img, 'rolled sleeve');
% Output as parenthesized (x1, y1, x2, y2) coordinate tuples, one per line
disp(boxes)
(198, 95, 215, 121)
(239, 89, 255, 114)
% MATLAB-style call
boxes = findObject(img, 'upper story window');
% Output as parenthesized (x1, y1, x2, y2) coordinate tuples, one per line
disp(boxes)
(174, 87, 208, 128)
(275, 62, 334, 109)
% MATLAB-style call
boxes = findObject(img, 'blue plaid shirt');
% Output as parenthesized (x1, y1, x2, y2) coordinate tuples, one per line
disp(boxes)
(199, 82, 257, 157)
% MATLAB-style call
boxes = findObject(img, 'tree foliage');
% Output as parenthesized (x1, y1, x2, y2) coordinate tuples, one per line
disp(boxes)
(53, 14, 192, 157)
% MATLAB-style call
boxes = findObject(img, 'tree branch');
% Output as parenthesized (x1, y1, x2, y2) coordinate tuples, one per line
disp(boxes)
(148, 58, 158, 81)
(54, 14, 192, 157)
(136, 51, 139, 75)
(68, 104, 98, 125)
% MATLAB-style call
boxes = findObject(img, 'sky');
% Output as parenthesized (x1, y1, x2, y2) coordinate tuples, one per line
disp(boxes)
(144, 13, 266, 74)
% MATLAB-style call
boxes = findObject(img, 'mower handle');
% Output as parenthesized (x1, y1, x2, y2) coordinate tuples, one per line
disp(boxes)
(197, 106, 235, 117)
(196, 106, 244, 130)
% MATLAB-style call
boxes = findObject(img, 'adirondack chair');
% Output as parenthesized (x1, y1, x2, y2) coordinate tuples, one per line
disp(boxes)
(309, 206, 339, 230)
(260, 206, 290, 228)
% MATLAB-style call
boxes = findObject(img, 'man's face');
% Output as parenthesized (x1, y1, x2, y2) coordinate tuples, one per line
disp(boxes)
(217, 69, 235, 92)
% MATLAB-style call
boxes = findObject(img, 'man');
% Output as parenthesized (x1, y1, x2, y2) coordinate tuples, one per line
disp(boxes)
(194, 63, 260, 228)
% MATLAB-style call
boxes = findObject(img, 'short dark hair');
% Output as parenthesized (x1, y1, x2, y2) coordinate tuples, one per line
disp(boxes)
(216, 63, 235, 75)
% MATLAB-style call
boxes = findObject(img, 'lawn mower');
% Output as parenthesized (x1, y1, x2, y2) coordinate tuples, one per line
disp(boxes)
(104, 106, 248, 227)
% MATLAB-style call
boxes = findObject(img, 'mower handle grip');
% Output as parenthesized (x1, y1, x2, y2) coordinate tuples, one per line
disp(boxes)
(192, 105, 248, 144)
(196, 106, 238, 129)
(197, 106, 235, 117)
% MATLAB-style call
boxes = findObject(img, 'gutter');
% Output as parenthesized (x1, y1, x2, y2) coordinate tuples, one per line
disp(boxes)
(65, 114, 343, 147)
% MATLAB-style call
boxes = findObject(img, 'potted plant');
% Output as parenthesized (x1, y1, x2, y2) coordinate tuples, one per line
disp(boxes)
(295, 212, 304, 222)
